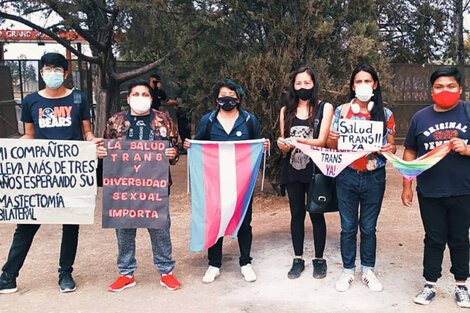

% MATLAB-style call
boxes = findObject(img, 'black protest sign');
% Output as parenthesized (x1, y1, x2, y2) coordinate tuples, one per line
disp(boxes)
(102, 139, 169, 229)
(337, 119, 383, 151)
(0, 139, 97, 224)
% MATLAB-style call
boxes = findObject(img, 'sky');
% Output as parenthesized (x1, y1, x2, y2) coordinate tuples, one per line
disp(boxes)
(2, 8, 91, 60)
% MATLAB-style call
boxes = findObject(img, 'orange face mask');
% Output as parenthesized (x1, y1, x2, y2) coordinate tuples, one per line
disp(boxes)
(432, 90, 460, 109)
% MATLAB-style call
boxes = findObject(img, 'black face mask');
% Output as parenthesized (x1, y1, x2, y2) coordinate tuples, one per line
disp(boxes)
(217, 96, 238, 111)
(295, 88, 314, 100)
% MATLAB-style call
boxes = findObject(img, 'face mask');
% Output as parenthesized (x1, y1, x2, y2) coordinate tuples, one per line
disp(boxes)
(355, 83, 374, 102)
(43, 72, 64, 89)
(295, 88, 313, 100)
(217, 96, 238, 111)
(129, 96, 151, 114)
(432, 90, 460, 109)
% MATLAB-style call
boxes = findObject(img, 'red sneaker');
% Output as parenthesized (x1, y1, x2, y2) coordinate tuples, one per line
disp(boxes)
(108, 275, 136, 292)
(160, 273, 181, 290)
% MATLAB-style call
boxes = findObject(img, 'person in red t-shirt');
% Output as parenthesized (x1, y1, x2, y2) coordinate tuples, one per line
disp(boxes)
(327, 64, 396, 293)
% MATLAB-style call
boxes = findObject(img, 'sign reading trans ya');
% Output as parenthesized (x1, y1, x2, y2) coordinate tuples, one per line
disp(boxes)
(102, 139, 169, 229)
(337, 119, 383, 151)
(0, 139, 97, 224)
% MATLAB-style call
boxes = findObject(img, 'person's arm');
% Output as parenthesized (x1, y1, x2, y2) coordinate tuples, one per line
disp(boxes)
(401, 148, 418, 206)
(20, 96, 34, 139)
(326, 105, 342, 149)
(379, 108, 397, 154)
(292, 102, 334, 147)
(165, 113, 179, 165)
(276, 106, 291, 153)
(21, 123, 35, 139)
(82, 120, 107, 158)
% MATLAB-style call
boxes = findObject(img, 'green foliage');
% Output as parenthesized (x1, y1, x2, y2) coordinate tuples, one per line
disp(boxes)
(121, 0, 392, 193)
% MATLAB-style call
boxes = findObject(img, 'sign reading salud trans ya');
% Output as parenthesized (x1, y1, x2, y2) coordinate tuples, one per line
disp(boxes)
(338, 119, 383, 151)
(0, 139, 97, 224)
(102, 139, 169, 229)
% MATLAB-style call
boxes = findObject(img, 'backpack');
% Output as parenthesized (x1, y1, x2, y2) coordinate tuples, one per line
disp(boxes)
(203, 108, 254, 140)
(72, 90, 83, 120)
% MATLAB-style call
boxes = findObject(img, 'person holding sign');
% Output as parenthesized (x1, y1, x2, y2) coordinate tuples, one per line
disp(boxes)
(183, 79, 268, 283)
(327, 64, 396, 292)
(402, 67, 470, 308)
(276, 66, 334, 280)
(103, 81, 181, 292)
(0, 53, 104, 294)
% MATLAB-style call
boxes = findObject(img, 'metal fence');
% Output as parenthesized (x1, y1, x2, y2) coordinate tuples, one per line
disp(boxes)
(390, 64, 470, 140)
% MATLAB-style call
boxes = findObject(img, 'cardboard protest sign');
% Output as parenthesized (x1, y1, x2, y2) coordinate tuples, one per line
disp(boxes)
(0, 139, 97, 224)
(337, 119, 383, 151)
(102, 139, 169, 229)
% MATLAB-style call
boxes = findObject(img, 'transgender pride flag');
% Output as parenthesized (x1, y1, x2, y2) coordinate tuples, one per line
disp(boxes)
(188, 139, 265, 252)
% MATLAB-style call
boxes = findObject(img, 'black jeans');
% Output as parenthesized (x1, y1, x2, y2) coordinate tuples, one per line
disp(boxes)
(417, 193, 470, 282)
(208, 200, 253, 268)
(1, 224, 79, 278)
(286, 182, 326, 258)
(177, 115, 191, 143)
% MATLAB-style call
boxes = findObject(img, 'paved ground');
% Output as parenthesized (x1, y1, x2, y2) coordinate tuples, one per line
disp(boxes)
(0, 147, 465, 313)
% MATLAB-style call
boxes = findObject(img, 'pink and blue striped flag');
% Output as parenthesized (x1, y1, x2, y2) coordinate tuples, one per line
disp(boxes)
(188, 139, 265, 252)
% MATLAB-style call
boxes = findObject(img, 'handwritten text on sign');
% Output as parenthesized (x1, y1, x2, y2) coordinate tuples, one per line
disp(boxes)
(0, 139, 97, 224)
(102, 140, 169, 229)
(338, 119, 383, 151)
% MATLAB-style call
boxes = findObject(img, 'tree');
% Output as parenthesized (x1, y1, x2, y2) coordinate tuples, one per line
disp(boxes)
(378, 0, 449, 63)
(0, 0, 205, 136)
(121, 0, 392, 192)
(5, 54, 37, 84)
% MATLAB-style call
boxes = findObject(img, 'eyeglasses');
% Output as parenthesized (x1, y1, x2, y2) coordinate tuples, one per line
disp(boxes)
(42, 66, 65, 73)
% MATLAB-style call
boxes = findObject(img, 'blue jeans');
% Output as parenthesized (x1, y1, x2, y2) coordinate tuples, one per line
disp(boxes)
(336, 167, 386, 274)
(115, 217, 175, 276)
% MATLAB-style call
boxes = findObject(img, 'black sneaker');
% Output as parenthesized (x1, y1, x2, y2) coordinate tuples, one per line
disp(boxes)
(0, 274, 17, 294)
(413, 284, 436, 305)
(455, 285, 470, 308)
(287, 258, 305, 279)
(59, 272, 76, 293)
(312, 259, 327, 279)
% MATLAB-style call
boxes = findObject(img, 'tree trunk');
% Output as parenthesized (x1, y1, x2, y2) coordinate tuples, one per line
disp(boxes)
(455, 0, 464, 65)
(92, 53, 122, 137)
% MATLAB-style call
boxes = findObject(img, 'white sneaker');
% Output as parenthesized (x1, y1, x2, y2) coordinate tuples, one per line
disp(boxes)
(362, 269, 383, 292)
(455, 285, 470, 308)
(241, 264, 257, 282)
(335, 273, 355, 292)
(202, 266, 220, 283)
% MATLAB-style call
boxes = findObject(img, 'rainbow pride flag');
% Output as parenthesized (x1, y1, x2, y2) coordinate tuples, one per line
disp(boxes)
(382, 143, 451, 181)
(187, 139, 265, 252)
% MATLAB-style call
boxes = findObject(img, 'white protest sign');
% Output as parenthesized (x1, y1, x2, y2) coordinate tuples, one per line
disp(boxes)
(337, 119, 383, 151)
(0, 139, 97, 224)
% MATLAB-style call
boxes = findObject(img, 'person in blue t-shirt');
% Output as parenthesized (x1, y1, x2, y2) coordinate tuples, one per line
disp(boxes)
(0, 53, 105, 295)
(402, 66, 470, 308)
(183, 79, 268, 284)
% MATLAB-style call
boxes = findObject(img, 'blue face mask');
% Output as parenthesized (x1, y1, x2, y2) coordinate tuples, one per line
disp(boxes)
(43, 72, 64, 89)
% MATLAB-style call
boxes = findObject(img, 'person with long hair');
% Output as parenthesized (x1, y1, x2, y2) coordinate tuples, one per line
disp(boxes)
(277, 66, 334, 279)
(327, 64, 396, 292)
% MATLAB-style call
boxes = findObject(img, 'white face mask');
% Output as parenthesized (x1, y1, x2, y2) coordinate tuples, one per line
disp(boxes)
(129, 96, 151, 114)
(355, 83, 374, 102)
